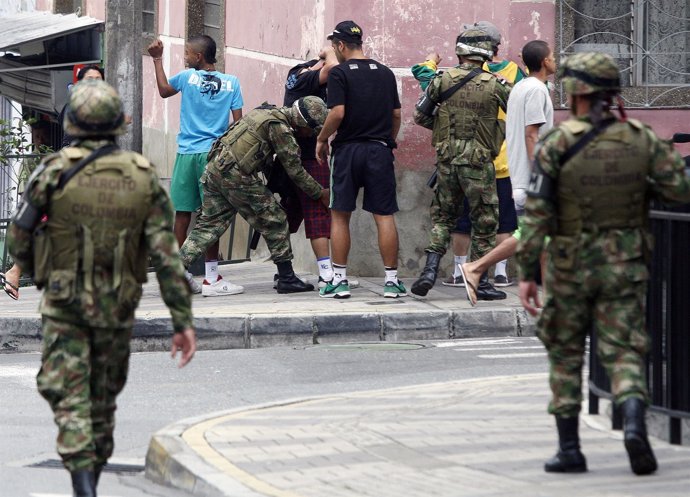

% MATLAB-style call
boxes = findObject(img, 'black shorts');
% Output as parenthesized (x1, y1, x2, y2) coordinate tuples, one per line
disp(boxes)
(330, 141, 398, 215)
(454, 176, 518, 234)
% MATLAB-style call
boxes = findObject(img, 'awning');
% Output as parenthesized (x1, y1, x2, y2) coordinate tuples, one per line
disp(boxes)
(0, 11, 103, 54)
(0, 11, 103, 114)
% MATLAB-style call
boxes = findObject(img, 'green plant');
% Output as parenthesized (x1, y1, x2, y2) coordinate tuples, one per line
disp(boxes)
(1, 117, 53, 206)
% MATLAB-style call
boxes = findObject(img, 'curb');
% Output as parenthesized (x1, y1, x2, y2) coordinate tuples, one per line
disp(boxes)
(144, 374, 546, 497)
(0, 308, 536, 353)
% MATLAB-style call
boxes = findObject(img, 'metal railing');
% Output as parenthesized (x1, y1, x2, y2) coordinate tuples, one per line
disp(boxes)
(589, 204, 690, 444)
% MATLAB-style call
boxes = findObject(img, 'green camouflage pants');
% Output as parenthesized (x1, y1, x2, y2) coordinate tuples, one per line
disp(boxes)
(179, 161, 292, 267)
(426, 160, 498, 260)
(37, 316, 131, 471)
(538, 258, 650, 417)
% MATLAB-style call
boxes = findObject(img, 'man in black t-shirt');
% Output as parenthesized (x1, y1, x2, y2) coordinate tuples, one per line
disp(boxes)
(280, 46, 340, 288)
(316, 20, 405, 299)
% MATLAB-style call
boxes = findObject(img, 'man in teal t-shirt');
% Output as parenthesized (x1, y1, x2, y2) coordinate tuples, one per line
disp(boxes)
(148, 35, 244, 297)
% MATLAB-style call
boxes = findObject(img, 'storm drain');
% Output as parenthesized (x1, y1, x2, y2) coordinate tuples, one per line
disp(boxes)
(27, 459, 144, 475)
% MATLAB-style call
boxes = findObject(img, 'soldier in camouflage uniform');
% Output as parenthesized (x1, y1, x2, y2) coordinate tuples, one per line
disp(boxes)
(7, 80, 196, 497)
(517, 52, 690, 475)
(179, 96, 330, 293)
(411, 28, 510, 300)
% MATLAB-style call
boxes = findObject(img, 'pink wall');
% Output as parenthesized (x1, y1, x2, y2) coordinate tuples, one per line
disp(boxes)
(83, 0, 105, 21)
(225, 0, 558, 171)
(554, 109, 690, 158)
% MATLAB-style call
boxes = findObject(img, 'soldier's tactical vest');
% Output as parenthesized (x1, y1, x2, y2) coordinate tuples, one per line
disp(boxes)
(556, 118, 650, 236)
(34, 147, 153, 309)
(432, 67, 503, 166)
(208, 108, 290, 175)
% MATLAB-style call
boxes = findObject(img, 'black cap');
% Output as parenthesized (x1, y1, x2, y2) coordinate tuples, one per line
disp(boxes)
(327, 20, 363, 44)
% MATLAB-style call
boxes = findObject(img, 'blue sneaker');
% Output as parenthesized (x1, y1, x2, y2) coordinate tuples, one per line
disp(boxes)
(384, 280, 407, 298)
(319, 279, 351, 299)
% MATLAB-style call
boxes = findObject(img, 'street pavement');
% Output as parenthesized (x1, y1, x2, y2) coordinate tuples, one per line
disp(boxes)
(147, 371, 690, 497)
(5, 262, 686, 496)
(0, 261, 536, 352)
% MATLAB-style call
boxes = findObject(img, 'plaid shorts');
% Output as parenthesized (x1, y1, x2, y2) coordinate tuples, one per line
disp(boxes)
(295, 158, 331, 239)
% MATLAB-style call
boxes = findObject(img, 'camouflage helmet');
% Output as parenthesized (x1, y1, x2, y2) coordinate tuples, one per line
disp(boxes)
(64, 79, 126, 137)
(455, 28, 494, 62)
(469, 21, 501, 49)
(291, 96, 328, 133)
(559, 52, 621, 96)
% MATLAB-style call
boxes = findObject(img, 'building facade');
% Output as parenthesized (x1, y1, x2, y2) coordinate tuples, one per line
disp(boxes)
(8, 0, 690, 276)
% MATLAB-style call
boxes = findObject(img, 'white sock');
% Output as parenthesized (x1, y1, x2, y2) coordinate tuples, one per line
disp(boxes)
(494, 260, 508, 278)
(205, 260, 219, 282)
(317, 257, 334, 281)
(453, 256, 467, 277)
(384, 267, 398, 284)
(332, 264, 347, 285)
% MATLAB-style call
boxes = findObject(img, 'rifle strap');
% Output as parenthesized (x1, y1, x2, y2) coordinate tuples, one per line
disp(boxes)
(438, 68, 483, 103)
(56, 144, 119, 191)
(559, 118, 616, 167)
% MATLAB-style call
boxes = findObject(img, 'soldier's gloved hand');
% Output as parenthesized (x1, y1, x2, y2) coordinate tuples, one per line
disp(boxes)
(171, 327, 197, 368)
(147, 39, 164, 58)
(319, 188, 330, 209)
(513, 188, 527, 213)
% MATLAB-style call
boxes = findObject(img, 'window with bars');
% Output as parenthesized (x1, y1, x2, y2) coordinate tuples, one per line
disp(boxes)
(187, 0, 225, 71)
(143, 0, 156, 36)
(557, 0, 690, 108)
(204, 0, 223, 45)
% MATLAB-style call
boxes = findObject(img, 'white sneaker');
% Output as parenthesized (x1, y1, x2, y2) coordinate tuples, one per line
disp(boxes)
(185, 272, 202, 294)
(202, 276, 244, 297)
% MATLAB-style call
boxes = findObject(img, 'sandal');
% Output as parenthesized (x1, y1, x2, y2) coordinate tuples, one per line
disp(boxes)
(0, 272, 19, 300)
(457, 264, 477, 307)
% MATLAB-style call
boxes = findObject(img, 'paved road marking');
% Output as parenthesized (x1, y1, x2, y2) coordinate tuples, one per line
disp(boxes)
(31, 494, 121, 497)
(0, 363, 39, 386)
(477, 352, 547, 359)
(434, 338, 534, 348)
(455, 346, 544, 352)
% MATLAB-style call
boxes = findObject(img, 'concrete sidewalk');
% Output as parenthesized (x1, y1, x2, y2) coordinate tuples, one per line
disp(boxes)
(0, 261, 535, 352)
(146, 373, 690, 497)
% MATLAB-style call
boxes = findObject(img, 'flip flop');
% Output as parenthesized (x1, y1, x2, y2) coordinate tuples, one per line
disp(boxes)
(457, 263, 477, 307)
(0, 272, 19, 300)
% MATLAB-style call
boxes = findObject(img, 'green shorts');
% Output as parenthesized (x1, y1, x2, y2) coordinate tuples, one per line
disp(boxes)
(170, 152, 208, 212)
(511, 218, 550, 246)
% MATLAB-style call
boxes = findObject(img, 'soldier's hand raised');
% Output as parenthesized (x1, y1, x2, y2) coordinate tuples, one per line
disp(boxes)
(171, 327, 197, 368)
(147, 39, 164, 58)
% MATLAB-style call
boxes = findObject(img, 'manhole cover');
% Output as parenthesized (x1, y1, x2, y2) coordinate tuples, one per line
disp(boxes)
(307, 342, 426, 351)
(28, 459, 144, 475)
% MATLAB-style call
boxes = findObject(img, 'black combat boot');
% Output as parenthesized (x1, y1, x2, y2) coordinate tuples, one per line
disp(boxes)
(275, 261, 314, 294)
(544, 415, 588, 473)
(621, 398, 658, 475)
(70, 470, 97, 497)
(475, 272, 507, 301)
(411, 252, 442, 296)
